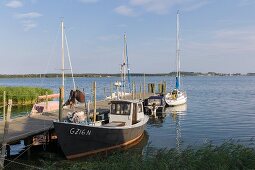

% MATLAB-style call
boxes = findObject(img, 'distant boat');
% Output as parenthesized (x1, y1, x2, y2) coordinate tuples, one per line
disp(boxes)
(54, 99, 149, 159)
(143, 94, 166, 117)
(106, 33, 131, 100)
(165, 11, 187, 106)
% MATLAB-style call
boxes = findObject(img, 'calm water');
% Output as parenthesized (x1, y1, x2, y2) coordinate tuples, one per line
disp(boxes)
(1, 76, 255, 163)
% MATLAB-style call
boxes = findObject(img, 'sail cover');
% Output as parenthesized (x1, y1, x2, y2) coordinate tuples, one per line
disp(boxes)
(175, 76, 179, 89)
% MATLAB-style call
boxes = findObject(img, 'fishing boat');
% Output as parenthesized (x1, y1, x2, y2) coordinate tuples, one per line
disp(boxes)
(106, 33, 131, 100)
(165, 11, 187, 106)
(53, 22, 148, 159)
(54, 99, 149, 159)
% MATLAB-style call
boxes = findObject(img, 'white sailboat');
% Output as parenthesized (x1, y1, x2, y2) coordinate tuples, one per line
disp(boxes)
(165, 11, 187, 106)
(106, 33, 131, 100)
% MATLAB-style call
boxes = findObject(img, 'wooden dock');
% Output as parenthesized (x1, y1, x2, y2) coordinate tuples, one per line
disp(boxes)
(0, 93, 154, 144)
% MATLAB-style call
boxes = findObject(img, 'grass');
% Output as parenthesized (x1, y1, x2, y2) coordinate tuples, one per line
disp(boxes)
(0, 86, 53, 105)
(40, 142, 255, 170)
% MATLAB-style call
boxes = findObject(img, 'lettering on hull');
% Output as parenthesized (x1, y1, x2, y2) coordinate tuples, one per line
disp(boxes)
(69, 128, 92, 136)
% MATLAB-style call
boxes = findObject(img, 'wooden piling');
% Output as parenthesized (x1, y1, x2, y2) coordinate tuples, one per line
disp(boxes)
(103, 87, 106, 99)
(59, 87, 64, 122)
(132, 82, 135, 100)
(143, 74, 146, 99)
(45, 91, 48, 111)
(110, 82, 112, 99)
(93, 82, 96, 123)
(139, 83, 142, 99)
(0, 99, 12, 168)
(3, 91, 6, 122)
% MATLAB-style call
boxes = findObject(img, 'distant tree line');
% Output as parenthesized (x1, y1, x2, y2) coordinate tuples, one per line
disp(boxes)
(0, 72, 250, 78)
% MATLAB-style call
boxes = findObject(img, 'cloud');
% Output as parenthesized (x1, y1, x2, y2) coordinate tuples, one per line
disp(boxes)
(14, 12, 42, 31)
(122, 0, 210, 15)
(182, 1, 209, 12)
(15, 12, 42, 19)
(97, 34, 121, 41)
(5, 0, 23, 8)
(114, 5, 137, 17)
(79, 0, 98, 3)
(21, 20, 37, 31)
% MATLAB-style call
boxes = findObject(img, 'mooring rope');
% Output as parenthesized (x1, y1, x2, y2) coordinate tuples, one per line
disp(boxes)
(4, 143, 33, 169)
(3, 158, 43, 170)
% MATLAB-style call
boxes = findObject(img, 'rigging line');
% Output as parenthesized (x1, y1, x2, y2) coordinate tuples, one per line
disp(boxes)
(40, 24, 61, 87)
(3, 158, 43, 170)
(4, 143, 33, 169)
(64, 32, 76, 90)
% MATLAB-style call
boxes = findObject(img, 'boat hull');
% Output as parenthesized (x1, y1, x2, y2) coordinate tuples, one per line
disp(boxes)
(53, 116, 149, 159)
(165, 92, 187, 106)
(165, 96, 187, 106)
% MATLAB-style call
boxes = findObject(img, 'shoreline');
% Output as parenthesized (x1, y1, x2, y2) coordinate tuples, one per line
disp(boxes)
(0, 72, 253, 78)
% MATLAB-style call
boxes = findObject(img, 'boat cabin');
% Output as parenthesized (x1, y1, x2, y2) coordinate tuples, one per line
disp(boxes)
(109, 100, 144, 126)
(144, 95, 165, 114)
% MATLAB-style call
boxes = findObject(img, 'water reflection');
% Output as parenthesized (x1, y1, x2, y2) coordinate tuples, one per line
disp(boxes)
(165, 104, 187, 151)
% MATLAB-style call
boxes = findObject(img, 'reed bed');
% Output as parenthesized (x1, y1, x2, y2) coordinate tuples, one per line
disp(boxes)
(0, 86, 53, 105)
(40, 142, 255, 170)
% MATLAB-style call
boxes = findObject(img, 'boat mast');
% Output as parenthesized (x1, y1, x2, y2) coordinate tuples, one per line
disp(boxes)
(61, 20, 65, 100)
(125, 34, 131, 93)
(122, 33, 127, 94)
(176, 10, 181, 89)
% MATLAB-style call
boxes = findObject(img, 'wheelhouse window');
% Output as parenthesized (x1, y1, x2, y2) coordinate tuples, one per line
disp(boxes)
(111, 103, 131, 115)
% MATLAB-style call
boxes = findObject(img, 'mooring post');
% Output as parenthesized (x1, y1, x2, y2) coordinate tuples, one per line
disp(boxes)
(103, 87, 106, 99)
(45, 91, 48, 111)
(0, 99, 12, 168)
(143, 73, 146, 99)
(110, 82, 112, 99)
(132, 82, 135, 100)
(163, 81, 166, 94)
(59, 87, 64, 122)
(93, 82, 97, 123)
(134, 81, 137, 99)
(24, 136, 32, 159)
(3, 91, 6, 122)
(139, 83, 142, 99)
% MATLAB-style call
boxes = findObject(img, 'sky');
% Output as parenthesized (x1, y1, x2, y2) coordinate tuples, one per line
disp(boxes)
(0, 0, 255, 74)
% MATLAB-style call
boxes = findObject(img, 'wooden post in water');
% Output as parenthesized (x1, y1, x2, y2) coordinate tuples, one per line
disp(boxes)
(110, 82, 112, 99)
(139, 83, 142, 99)
(143, 74, 146, 99)
(103, 87, 106, 99)
(134, 81, 137, 99)
(0, 99, 12, 168)
(45, 91, 48, 111)
(93, 82, 97, 123)
(6, 99, 11, 122)
(59, 87, 64, 122)
(132, 82, 135, 100)
(3, 91, 6, 122)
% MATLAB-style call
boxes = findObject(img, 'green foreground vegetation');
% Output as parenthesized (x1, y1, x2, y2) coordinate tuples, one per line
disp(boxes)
(0, 86, 53, 105)
(41, 142, 255, 170)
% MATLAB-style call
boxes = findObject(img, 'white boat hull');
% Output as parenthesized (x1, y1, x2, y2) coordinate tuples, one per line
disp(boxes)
(165, 91, 187, 106)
